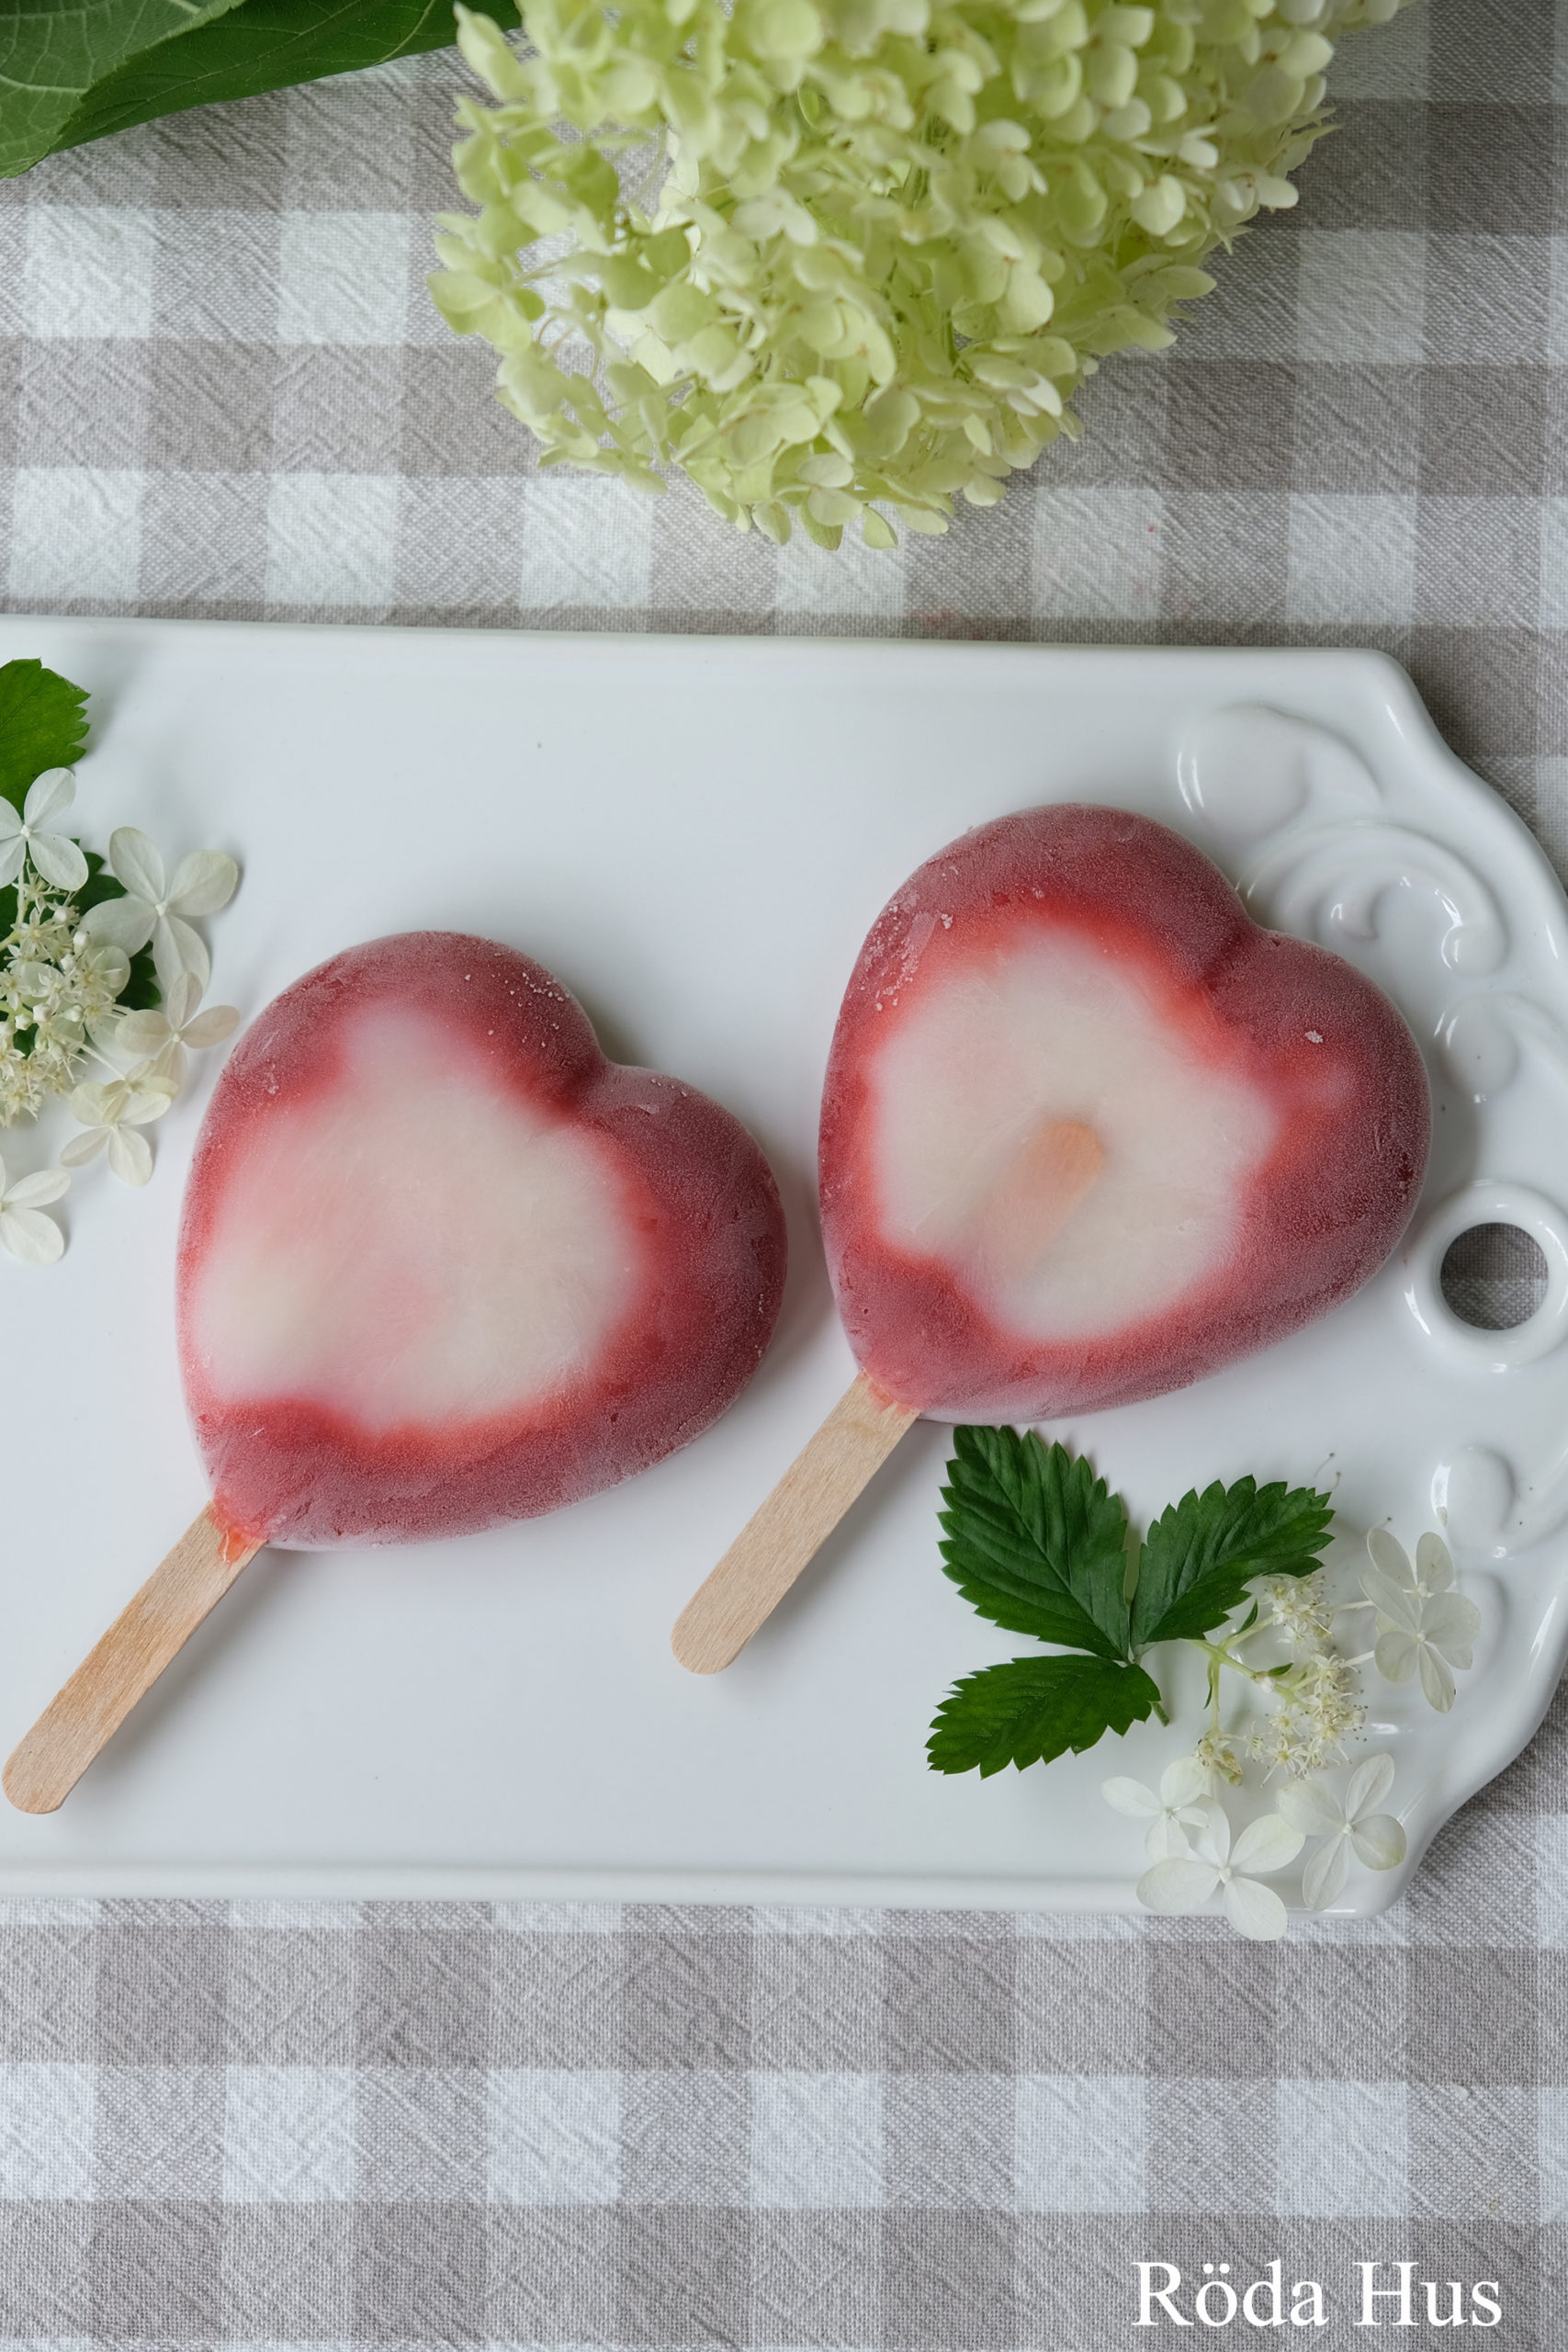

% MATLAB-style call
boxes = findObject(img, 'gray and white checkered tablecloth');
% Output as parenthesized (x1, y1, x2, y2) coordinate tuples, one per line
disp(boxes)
(1, 0, 1565, 2344)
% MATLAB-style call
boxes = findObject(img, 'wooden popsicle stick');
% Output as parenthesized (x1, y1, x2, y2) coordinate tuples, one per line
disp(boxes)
(3, 1507, 262, 1815)
(672, 1371, 919, 1674)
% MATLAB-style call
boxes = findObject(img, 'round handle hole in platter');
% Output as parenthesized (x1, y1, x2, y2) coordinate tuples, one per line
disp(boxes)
(1439, 1222, 1550, 1333)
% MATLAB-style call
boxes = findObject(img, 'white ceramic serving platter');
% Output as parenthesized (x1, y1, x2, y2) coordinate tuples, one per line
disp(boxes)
(0, 619, 1562, 1914)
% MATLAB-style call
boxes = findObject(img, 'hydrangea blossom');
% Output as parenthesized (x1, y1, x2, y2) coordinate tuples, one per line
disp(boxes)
(1277, 1751, 1406, 1909)
(1136, 1797, 1303, 1941)
(431, 0, 1406, 548)
(1359, 1529, 1481, 1713)
(1102, 1752, 1212, 1858)
(0, 786, 240, 1252)
(0, 1151, 68, 1264)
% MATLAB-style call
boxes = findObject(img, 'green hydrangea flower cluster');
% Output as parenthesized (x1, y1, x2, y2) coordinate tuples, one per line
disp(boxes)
(431, 0, 1404, 550)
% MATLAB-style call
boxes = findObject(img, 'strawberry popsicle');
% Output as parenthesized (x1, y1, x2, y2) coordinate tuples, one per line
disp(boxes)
(6, 930, 785, 1809)
(673, 803, 1428, 1672)
(180, 931, 788, 1548)
(819, 803, 1429, 1422)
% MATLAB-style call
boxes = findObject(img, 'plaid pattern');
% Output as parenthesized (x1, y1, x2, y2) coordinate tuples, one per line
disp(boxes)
(0, 1751, 1562, 2351)
(0, 0, 1565, 2342)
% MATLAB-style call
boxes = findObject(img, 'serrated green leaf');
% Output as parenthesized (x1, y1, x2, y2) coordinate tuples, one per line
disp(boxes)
(926, 1653, 1160, 1777)
(1129, 1477, 1334, 1652)
(0, 660, 89, 811)
(938, 1426, 1131, 1661)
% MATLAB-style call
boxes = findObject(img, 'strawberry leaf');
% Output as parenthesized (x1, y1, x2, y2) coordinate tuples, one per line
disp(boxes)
(938, 1425, 1132, 1661)
(0, 660, 89, 812)
(1129, 1477, 1334, 1653)
(927, 1654, 1161, 1777)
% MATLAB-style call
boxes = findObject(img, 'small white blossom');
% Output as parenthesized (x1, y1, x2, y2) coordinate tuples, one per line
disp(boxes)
(60, 1069, 177, 1186)
(0, 1149, 68, 1262)
(1137, 1800, 1305, 1942)
(112, 970, 239, 1087)
(0, 772, 89, 893)
(81, 829, 238, 994)
(1102, 1755, 1213, 1860)
(1361, 1531, 1480, 1713)
(1277, 1753, 1407, 1909)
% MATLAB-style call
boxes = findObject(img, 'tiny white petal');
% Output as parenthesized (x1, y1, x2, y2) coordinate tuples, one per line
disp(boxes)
(0, 838, 25, 888)
(1160, 1754, 1212, 1806)
(1230, 1814, 1304, 1874)
(1102, 1775, 1162, 1819)
(164, 970, 203, 1029)
(1374, 1628, 1418, 1684)
(1367, 1527, 1411, 1581)
(1360, 1567, 1422, 1632)
(5, 1169, 70, 1209)
(1276, 1778, 1341, 1838)
(1349, 1813, 1406, 1872)
(1415, 1531, 1454, 1591)
(1346, 1752, 1396, 1818)
(107, 1125, 153, 1186)
(121, 1089, 172, 1126)
(153, 910, 209, 995)
(167, 849, 238, 918)
(1144, 1815, 1194, 1862)
(28, 832, 89, 891)
(0, 803, 22, 842)
(1301, 1837, 1350, 1911)
(81, 897, 155, 955)
(109, 827, 167, 904)
(1190, 1799, 1232, 1868)
(1221, 1874, 1289, 1940)
(181, 1004, 240, 1048)
(0, 1204, 64, 1263)
(1136, 1858, 1221, 1915)
(114, 1011, 173, 1059)
(1416, 1645, 1457, 1712)
(58, 1128, 107, 1168)
(1422, 1591, 1481, 1657)
(22, 769, 75, 826)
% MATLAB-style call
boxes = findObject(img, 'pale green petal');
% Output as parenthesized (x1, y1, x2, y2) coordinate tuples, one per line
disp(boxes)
(1349, 1813, 1406, 1872)
(28, 832, 89, 892)
(1222, 1875, 1289, 1940)
(167, 850, 239, 920)
(1301, 1836, 1349, 1912)
(1346, 1751, 1396, 1817)
(109, 828, 166, 904)
(1136, 1858, 1219, 1915)
(22, 769, 75, 827)
(1230, 1814, 1304, 1874)
(1277, 1778, 1340, 1838)
(0, 1204, 63, 1264)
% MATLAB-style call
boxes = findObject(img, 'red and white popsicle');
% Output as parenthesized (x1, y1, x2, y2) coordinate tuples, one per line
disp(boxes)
(6, 932, 786, 1809)
(671, 803, 1430, 1673)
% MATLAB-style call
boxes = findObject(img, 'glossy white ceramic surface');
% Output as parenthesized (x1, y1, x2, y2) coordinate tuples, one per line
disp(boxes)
(0, 621, 1560, 1914)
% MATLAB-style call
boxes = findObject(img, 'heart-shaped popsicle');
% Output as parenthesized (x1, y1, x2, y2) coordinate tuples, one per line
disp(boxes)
(6, 932, 786, 1808)
(672, 803, 1430, 1671)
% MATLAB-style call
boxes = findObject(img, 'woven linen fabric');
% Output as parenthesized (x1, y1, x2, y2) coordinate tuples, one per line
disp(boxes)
(0, 0, 1565, 2344)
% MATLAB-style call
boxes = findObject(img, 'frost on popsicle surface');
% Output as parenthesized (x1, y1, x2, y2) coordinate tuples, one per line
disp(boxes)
(177, 932, 787, 1549)
(429, 0, 1408, 548)
(819, 804, 1430, 1420)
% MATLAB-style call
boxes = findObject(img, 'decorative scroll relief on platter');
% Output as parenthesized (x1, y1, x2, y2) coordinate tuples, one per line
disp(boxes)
(1178, 702, 1568, 1566)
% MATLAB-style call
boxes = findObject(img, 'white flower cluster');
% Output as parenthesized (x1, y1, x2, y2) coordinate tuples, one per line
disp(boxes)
(0, 775, 239, 1264)
(1101, 1526, 1479, 1940)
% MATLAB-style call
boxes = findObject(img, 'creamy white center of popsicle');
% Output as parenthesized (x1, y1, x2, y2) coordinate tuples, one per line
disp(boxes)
(186, 1002, 641, 1430)
(870, 931, 1279, 1339)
